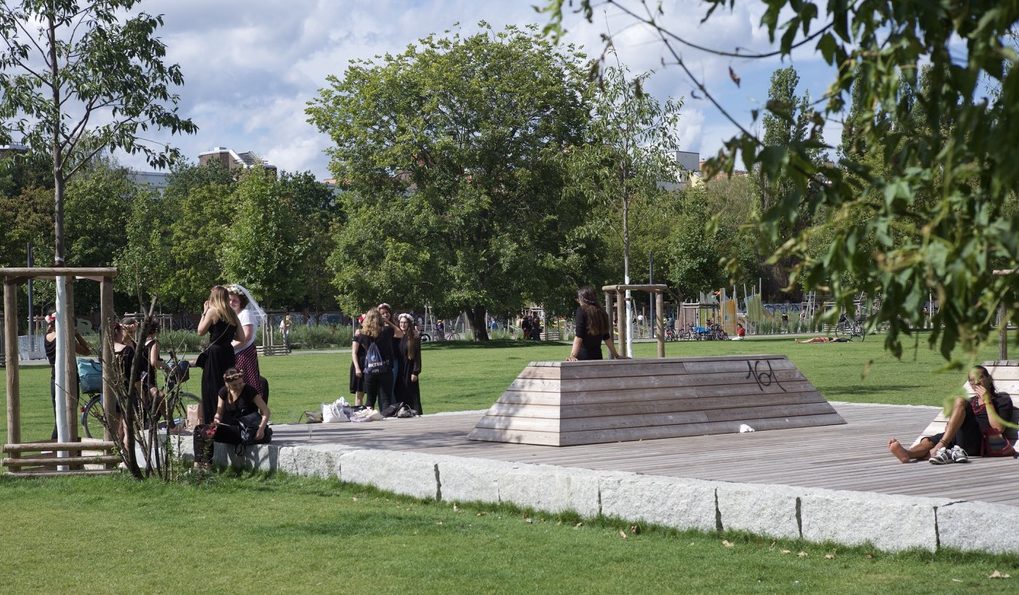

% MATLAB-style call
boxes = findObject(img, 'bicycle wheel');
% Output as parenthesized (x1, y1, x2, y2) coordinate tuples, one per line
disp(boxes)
(80, 394, 104, 439)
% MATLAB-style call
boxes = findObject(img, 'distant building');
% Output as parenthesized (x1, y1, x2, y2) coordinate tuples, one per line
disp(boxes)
(0, 143, 29, 158)
(128, 170, 170, 193)
(198, 146, 277, 176)
(658, 150, 703, 192)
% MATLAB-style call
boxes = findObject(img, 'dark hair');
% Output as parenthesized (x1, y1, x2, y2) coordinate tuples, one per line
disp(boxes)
(577, 286, 609, 336)
(227, 286, 249, 309)
(970, 365, 996, 395)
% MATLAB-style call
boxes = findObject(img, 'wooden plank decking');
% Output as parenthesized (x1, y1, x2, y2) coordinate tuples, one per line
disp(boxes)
(469, 356, 845, 446)
(270, 401, 1019, 507)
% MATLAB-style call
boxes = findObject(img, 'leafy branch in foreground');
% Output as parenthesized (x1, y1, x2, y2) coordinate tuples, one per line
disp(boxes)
(544, 0, 1019, 363)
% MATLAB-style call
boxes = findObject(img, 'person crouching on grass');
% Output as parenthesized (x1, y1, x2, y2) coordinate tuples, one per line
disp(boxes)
(888, 365, 1015, 464)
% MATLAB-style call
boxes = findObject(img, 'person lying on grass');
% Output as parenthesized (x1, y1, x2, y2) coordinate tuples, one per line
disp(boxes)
(888, 365, 1015, 464)
(794, 336, 849, 344)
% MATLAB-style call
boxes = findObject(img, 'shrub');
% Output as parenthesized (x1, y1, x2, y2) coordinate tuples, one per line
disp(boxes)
(288, 324, 353, 350)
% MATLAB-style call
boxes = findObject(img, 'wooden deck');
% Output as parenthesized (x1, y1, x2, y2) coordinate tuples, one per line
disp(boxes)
(271, 401, 1019, 507)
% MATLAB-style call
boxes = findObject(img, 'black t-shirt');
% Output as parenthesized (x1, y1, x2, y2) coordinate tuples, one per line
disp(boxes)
(356, 326, 396, 365)
(216, 384, 261, 425)
(575, 306, 610, 360)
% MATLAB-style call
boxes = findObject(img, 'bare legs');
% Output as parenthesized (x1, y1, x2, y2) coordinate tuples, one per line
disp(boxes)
(888, 397, 968, 463)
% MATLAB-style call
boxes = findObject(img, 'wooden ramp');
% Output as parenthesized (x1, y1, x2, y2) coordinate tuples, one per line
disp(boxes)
(468, 355, 845, 446)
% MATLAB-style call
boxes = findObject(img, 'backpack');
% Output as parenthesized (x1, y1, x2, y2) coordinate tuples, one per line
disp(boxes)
(364, 339, 389, 376)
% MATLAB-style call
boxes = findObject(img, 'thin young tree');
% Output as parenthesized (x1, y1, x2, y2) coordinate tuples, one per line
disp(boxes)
(0, 0, 196, 444)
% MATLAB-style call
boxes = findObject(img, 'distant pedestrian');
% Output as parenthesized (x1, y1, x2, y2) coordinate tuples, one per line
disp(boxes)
(279, 312, 292, 349)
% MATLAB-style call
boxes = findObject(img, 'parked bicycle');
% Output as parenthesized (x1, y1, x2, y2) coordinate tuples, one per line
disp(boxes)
(79, 352, 199, 439)
(834, 313, 865, 341)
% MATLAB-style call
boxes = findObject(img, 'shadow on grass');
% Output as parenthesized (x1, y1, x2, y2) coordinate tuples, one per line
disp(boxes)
(827, 384, 918, 396)
(422, 339, 567, 351)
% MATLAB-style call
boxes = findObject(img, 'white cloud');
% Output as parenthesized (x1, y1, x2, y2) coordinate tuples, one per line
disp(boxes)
(112, 0, 838, 178)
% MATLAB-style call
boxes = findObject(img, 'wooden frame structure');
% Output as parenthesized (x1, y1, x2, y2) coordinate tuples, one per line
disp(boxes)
(2, 267, 118, 476)
(602, 284, 668, 358)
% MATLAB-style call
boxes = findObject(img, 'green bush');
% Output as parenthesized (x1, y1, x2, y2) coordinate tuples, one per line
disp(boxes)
(161, 329, 203, 354)
(288, 324, 353, 350)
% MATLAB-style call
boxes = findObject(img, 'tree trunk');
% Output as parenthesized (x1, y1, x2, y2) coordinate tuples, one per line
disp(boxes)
(467, 306, 490, 342)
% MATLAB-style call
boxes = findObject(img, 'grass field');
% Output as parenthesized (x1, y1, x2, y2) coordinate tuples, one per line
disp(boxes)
(0, 333, 1007, 445)
(0, 473, 1016, 593)
(2, 335, 1017, 592)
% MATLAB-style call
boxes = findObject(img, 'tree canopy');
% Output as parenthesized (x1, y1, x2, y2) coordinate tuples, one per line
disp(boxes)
(307, 24, 607, 338)
(545, 0, 1019, 363)
(0, 0, 196, 265)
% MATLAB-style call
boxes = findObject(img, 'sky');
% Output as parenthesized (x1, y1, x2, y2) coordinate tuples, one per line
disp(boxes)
(119, 0, 840, 179)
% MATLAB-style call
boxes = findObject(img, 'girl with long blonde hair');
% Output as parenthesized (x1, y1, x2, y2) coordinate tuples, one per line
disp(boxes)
(352, 307, 397, 411)
(197, 285, 244, 424)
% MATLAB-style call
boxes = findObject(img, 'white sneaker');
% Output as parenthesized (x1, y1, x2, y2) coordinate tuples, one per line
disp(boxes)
(929, 447, 954, 465)
(950, 445, 969, 463)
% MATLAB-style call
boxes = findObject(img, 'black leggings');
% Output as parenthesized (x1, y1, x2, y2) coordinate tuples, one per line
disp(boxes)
(364, 371, 394, 412)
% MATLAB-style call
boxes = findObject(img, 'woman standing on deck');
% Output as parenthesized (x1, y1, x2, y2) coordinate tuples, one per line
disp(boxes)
(566, 286, 625, 361)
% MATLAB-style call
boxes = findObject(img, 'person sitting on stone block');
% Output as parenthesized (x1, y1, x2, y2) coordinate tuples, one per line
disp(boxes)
(888, 365, 1015, 464)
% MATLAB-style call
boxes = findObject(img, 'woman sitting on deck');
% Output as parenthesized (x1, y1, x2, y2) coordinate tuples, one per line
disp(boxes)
(888, 365, 1015, 464)
(566, 286, 625, 361)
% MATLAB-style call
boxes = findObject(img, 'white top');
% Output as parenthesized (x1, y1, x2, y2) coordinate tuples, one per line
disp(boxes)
(235, 308, 258, 353)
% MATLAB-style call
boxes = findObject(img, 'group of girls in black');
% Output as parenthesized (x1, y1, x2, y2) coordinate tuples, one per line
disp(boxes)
(349, 303, 423, 415)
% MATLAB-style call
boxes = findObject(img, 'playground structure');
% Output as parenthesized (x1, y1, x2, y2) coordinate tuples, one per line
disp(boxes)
(2, 267, 119, 476)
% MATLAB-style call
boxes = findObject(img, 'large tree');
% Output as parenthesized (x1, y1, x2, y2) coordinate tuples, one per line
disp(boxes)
(308, 24, 596, 339)
(545, 1, 1019, 363)
(0, 0, 196, 268)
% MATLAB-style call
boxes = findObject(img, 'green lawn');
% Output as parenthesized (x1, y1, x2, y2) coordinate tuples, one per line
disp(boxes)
(0, 473, 1015, 594)
(1, 333, 1006, 445)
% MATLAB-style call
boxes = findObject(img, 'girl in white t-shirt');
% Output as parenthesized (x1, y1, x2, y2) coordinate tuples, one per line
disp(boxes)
(226, 284, 267, 401)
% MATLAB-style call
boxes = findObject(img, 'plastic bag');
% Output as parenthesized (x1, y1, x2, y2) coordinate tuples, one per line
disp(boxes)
(349, 408, 383, 423)
(321, 397, 350, 423)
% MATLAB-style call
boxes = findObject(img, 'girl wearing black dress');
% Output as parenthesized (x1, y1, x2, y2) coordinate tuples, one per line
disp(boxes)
(567, 286, 625, 361)
(396, 313, 423, 414)
(197, 286, 243, 424)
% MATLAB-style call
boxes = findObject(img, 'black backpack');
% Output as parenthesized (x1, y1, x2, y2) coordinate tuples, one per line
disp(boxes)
(364, 339, 389, 376)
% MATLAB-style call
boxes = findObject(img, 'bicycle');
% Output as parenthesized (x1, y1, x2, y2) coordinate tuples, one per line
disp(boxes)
(834, 314, 865, 341)
(79, 355, 199, 439)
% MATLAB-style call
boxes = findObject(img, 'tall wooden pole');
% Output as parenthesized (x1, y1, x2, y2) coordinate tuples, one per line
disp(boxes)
(64, 279, 79, 442)
(4, 280, 21, 447)
(100, 278, 115, 442)
(616, 288, 627, 357)
(656, 291, 665, 358)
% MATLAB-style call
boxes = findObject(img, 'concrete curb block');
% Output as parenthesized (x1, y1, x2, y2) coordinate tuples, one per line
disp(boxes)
(600, 472, 717, 532)
(339, 449, 440, 500)
(937, 501, 1019, 554)
(717, 483, 801, 540)
(799, 489, 947, 552)
(206, 440, 1016, 555)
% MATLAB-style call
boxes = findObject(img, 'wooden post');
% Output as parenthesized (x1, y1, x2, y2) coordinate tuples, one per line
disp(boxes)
(616, 288, 627, 357)
(4, 280, 21, 447)
(1000, 303, 1008, 361)
(63, 278, 80, 442)
(656, 290, 665, 358)
(100, 278, 115, 442)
